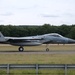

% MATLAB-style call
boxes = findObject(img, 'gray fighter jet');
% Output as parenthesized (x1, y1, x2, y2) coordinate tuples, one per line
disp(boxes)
(0, 32, 75, 51)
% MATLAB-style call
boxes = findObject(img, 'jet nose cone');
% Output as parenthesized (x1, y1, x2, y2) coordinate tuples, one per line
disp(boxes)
(68, 39, 75, 43)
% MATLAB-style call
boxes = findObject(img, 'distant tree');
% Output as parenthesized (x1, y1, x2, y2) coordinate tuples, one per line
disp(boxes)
(0, 24, 75, 39)
(69, 27, 75, 39)
(57, 24, 71, 37)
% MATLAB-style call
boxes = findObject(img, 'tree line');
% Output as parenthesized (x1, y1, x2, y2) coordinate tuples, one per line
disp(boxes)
(0, 24, 75, 39)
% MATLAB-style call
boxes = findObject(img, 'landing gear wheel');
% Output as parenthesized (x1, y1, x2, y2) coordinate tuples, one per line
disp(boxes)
(46, 48, 49, 51)
(19, 47, 24, 52)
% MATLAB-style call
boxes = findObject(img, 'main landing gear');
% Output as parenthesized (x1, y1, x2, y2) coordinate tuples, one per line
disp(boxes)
(19, 46, 24, 52)
(46, 44, 49, 51)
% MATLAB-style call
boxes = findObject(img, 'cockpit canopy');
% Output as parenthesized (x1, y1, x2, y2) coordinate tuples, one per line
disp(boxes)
(44, 33, 63, 37)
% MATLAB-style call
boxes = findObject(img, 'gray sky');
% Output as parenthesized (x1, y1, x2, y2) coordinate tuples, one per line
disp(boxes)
(0, 0, 75, 25)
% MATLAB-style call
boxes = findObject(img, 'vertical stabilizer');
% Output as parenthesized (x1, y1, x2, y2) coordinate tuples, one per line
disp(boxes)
(0, 32, 5, 42)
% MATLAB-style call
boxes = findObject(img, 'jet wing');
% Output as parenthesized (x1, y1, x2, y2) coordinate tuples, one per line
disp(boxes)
(6, 37, 43, 43)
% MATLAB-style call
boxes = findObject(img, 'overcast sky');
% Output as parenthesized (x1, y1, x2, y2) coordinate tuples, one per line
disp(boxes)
(0, 0, 75, 25)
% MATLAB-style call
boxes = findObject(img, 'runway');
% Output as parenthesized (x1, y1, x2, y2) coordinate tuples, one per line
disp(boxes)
(0, 50, 75, 54)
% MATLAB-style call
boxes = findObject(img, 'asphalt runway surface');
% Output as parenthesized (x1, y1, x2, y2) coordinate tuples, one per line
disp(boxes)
(0, 50, 75, 54)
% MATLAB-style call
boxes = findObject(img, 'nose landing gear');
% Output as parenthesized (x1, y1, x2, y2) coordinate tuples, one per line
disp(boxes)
(46, 44, 49, 51)
(46, 48, 49, 51)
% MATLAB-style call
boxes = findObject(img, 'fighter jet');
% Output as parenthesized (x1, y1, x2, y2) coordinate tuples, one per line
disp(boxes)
(0, 32, 75, 51)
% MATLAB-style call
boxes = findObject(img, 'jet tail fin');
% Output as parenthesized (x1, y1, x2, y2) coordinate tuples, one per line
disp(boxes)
(0, 32, 5, 42)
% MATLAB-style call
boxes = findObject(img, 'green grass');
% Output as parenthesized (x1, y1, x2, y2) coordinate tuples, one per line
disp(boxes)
(0, 44, 75, 64)
(1, 69, 75, 75)
(0, 44, 75, 74)
(0, 54, 75, 64)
